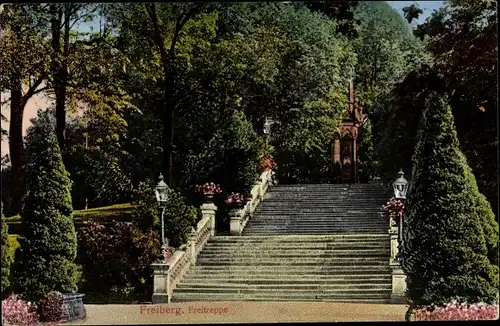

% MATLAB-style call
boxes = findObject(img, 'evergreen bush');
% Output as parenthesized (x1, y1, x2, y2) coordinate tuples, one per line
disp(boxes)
(1, 202, 12, 294)
(10, 130, 79, 302)
(402, 92, 498, 310)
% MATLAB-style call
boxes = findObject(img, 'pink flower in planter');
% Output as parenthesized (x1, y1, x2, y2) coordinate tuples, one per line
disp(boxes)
(225, 192, 245, 208)
(196, 183, 222, 196)
(382, 198, 405, 219)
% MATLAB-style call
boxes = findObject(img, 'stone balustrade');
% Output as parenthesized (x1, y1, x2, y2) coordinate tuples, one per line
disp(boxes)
(229, 170, 274, 236)
(152, 203, 216, 303)
(152, 170, 274, 302)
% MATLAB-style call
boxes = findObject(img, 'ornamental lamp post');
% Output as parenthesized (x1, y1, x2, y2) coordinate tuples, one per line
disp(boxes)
(154, 173, 169, 248)
(393, 169, 408, 255)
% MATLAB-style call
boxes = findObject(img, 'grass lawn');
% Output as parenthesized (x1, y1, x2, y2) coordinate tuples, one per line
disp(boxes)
(4, 203, 135, 223)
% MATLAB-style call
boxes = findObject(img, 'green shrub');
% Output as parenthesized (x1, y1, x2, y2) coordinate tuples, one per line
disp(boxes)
(1, 203, 13, 293)
(77, 221, 162, 300)
(11, 130, 79, 302)
(162, 189, 198, 248)
(131, 181, 160, 232)
(402, 92, 498, 310)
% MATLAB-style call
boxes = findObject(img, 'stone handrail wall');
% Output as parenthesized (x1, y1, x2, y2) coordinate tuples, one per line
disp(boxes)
(152, 210, 215, 303)
(230, 170, 274, 235)
(152, 170, 274, 303)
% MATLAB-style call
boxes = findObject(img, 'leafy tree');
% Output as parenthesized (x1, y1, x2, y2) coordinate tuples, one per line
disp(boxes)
(0, 4, 51, 212)
(402, 92, 498, 310)
(402, 4, 423, 24)
(375, 68, 446, 183)
(11, 129, 79, 302)
(104, 3, 220, 186)
(357, 118, 374, 182)
(302, 1, 360, 38)
(413, 0, 498, 215)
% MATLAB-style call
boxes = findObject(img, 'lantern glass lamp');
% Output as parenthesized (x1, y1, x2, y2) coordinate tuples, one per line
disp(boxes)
(393, 169, 408, 200)
(155, 173, 169, 205)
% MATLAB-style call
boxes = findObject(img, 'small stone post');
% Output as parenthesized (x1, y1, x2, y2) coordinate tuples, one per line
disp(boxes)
(229, 208, 243, 235)
(188, 227, 197, 265)
(389, 217, 407, 303)
(151, 263, 170, 303)
(201, 202, 217, 237)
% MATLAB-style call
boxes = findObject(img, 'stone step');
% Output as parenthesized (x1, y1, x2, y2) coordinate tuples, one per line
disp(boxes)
(171, 292, 391, 302)
(175, 285, 392, 292)
(199, 249, 389, 255)
(241, 230, 387, 234)
(181, 275, 392, 282)
(189, 266, 392, 273)
(211, 234, 388, 241)
(195, 261, 389, 266)
(245, 221, 386, 225)
(171, 296, 389, 303)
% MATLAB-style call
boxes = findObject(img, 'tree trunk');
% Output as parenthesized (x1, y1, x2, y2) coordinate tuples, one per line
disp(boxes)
(162, 82, 174, 187)
(8, 76, 26, 213)
(51, 4, 69, 166)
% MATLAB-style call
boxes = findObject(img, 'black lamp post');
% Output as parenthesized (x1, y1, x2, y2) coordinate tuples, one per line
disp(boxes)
(393, 169, 409, 264)
(154, 173, 169, 248)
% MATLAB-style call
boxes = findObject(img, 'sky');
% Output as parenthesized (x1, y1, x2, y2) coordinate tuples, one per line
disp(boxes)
(387, 1, 446, 24)
(0, 1, 448, 158)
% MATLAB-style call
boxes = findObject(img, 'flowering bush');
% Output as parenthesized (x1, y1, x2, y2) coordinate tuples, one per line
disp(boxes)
(37, 291, 65, 323)
(1, 293, 39, 326)
(196, 183, 222, 196)
(259, 154, 277, 173)
(411, 301, 499, 321)
(225, 192, 246, 208)
(382, 198, 405, 220)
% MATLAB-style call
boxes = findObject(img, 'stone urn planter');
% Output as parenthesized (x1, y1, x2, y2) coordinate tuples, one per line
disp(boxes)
(196, 182, 221, 203)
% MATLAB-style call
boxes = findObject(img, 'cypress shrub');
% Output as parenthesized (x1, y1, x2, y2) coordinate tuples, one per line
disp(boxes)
(11, 130, 79, 302)
(402, 92, 498, 310)
(1, 202, 12, 293)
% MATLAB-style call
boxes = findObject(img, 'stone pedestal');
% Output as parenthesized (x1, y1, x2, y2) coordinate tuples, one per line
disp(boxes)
(229, 208, 243, 235)
(390, 265, 407, 304)
(151, 263, 170, 303)
(201, 202, 217, 237)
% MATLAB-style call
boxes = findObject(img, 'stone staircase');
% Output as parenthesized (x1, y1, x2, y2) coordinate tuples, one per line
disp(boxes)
(172, 184, 391, 303)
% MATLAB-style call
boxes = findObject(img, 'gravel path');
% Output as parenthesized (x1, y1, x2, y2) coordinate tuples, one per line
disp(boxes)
(71, 301, 409, 324)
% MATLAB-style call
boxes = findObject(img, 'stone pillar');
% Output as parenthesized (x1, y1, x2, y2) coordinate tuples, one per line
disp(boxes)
(390, 265, 407, 304)
(389, 220, 407, 303)
(151, 263, 170, 303)
(201, 202, 217, 237)
(229, 208, 243, 236)
(188, 227, 197, 265)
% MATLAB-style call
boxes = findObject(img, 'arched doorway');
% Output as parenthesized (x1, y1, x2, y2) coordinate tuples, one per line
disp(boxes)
(340, 132, 354, 183)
